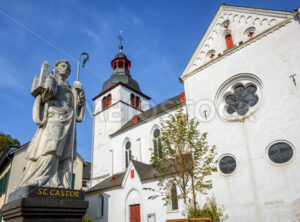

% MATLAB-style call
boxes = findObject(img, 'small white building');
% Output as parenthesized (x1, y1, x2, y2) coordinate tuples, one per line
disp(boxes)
(87, 4, 300, 222)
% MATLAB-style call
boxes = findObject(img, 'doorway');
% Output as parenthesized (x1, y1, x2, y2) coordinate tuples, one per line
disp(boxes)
(130, 204, 141, 222)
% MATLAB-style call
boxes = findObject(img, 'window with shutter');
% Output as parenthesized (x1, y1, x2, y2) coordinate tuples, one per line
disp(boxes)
(225, 34, 233, 49)
(107, 94, 112, 107)
(131, 94, 135, 107)
(102, 96, 107, 110)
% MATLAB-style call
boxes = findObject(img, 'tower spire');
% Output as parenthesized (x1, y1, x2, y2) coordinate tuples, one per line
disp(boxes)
(118, 30, 124, 52)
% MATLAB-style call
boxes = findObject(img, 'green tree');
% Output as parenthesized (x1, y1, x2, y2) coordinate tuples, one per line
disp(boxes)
(188, 196, 228, 221)
(0, 133, 20, 151)
(145, 108, 217, 216)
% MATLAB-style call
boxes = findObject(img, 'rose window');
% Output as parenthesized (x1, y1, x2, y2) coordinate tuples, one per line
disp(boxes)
(225, 84, 259, 116)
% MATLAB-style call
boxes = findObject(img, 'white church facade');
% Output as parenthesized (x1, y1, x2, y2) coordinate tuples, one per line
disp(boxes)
(86, 4, 300, 222)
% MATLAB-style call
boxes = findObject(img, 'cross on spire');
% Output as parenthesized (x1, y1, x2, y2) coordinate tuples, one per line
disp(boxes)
(118, 30, 124, 52)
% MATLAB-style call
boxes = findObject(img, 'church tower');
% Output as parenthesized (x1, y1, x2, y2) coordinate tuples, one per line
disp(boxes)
(91, 42, 150, 186)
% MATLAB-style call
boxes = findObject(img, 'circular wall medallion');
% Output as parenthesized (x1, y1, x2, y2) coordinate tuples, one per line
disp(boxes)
(219, 155, 237, 175)
(267, 141, 294, 164)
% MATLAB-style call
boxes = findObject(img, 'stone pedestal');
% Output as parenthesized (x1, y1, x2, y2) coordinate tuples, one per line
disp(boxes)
(1, 186, 88, 222)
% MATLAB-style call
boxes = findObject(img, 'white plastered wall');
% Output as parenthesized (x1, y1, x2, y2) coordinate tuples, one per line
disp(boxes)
(183, 19, 300, 222)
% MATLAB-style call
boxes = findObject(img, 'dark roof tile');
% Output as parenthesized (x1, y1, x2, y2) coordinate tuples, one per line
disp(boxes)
(111, 94, 184, 137)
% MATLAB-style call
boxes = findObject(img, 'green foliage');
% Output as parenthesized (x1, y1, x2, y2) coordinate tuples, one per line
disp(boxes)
(188, 196, 228, 221)
(82, 215, 93, 222)
(145, 108, 217, 209)
(0, 133, 20, 151)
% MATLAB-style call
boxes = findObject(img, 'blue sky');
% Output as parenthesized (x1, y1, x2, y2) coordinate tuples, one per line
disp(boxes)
(0, 0, 298, 161)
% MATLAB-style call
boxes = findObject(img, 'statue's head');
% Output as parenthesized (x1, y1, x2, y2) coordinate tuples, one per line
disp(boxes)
(53, 60, 71, 79)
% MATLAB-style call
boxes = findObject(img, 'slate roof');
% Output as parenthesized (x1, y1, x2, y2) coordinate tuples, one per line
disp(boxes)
(86, 160, 157, 193)
(87, 171, 126, 193)
(114, 52, 128, 59)
(0, 143, 29, 170)
(111, 94, 184, 137)
(131, 160, 156, 181)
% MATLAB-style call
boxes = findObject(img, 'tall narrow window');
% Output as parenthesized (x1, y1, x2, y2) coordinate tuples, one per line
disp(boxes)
(98, 194, 104, 217)
(171, 184, 178, 210)
(107, 94, 112, 107)
(225, 34, 233, 49)
(136, 97, 141, 109)
(125, 141, 132, 168)
(153, 128, 162, 157)
(102, 96, 107, 110)
(131, 94, 135, 107)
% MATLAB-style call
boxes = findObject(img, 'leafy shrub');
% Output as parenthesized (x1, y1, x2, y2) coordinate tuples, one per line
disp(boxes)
(82, 215, 93, 222)
(188, 196, 228, 221)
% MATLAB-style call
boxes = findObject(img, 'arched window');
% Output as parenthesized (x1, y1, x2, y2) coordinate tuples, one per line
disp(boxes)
(113, 62, 117, 70)
(125, 141, 132, 168)
(107, 94, 112, 107)
(118, 60, 124, 68)
(153, 128, 162, 157)
(102, 96, 107, 110)
(136, 96, 141, 109)
(130, 94, 135, 107)
(171, 184, 178, 210)
(225, 34, 233, 49)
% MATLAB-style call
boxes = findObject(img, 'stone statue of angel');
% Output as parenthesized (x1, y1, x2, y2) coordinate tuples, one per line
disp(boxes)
(18, 60, 85, 188)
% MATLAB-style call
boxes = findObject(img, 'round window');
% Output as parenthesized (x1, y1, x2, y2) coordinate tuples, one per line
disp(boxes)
(268, 142, 294, 164)
(225, 84, 259, 116)
(125, 141, 131, 149)
(219, 155, 236, 175)
(153, 128, 161, 138)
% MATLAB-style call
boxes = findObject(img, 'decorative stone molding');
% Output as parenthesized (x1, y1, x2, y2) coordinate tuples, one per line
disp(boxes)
(182, 18, 292, 81)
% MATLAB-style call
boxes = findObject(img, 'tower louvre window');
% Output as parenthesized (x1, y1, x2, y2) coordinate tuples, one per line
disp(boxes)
(136, 97, 141, 109)
(131, 94, 135, 106)
(107, 94, 112, 107)
(118, 60, 124, 68)
(102, 96, 107, 110)
(225, 34, 233, 49)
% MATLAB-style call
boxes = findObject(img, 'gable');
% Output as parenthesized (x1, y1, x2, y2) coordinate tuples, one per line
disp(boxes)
(122, 162, 141, 187)
(180, 4, 293, 80)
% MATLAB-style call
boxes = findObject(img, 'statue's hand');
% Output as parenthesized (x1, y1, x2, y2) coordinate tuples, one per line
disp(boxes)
(73, 81, 83, 91)
(73, 81, 85, 107)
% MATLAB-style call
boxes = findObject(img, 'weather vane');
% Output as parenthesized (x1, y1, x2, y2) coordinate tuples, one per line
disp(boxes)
(118, 30, 124, 52)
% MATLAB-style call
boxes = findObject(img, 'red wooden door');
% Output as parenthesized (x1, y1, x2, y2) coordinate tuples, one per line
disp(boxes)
(130, 204, 141, 222)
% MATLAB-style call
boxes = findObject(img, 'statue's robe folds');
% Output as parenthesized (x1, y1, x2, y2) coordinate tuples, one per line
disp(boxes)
(18, 81, 85, 188)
